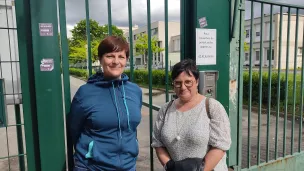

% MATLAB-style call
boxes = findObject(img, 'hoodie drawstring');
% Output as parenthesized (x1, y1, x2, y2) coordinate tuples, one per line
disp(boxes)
(112, 82, 122, 138)
(122, 81, 131, 131)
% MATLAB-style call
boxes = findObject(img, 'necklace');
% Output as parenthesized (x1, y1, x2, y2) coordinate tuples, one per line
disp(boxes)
(175, 94, 202, 141)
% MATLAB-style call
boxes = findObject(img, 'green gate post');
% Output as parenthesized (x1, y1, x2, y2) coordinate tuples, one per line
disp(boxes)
(181, 0, 241, 169)
(28, 0, 66, 170)
(15, 0, 41, 170)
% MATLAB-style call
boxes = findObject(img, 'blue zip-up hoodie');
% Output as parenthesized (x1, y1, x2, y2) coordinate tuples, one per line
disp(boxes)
(69, 72, 142, 171)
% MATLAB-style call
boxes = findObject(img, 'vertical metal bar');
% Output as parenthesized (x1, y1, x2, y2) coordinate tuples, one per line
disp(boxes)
(266, 5, 273, 162)
(275, 6, 283, 160)
(58, 0, 72, 169)
(4, 0, 14, 169)
(58, 0, 71, 114)
(128, 0, 134, 81)
(231, 0, 240, 39)
(283, 8, 291, 157)
(180, 0, 185, 61)
(29, 0, 66, 169)
(15, 104, 25, 171)
(5, 127, 11, 170)
(85, 0, 92, 76)
(291, 8, 299, 155)
(15, 0, 41, 169)
(257, 3, 264, 165)
(238, 0, 245, 168)
(146, 0, 154, 170)
(247, 1, 254, 167)
(165, 0, 169, 102)
(107, 0, 112, 36)
(299, 15, 304, 153)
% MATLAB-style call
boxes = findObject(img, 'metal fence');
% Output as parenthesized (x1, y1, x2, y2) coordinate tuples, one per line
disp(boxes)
(0, 0, 26, 170)
(240, 0, 304, 170)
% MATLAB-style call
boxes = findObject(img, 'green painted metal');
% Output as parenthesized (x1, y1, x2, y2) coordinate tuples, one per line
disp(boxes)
(15, 0, 41, 170)
(58, 0, 72, 169)
(142, 101, 161, 111)
(29, 0, 66, 170)
(146, 0, 154, 170)
(241, 152, 304, 171)
(180, 0, 196, 60)
(299, 22, 304, 153)
(291, 9, 299, 155)
(247, 1, 254, 166)
(257, 3, 264, 164)
(85, 0, 92, 77)
(250, 0, 304, 9)
(165, 0, 169, 102)
(107, 0, 112, 36)
(266, 5, 273, 162)
(275, 7, 283, 160)
(0, 79, 6, 127)
(283, 8, 291, 157)
(59, 0, 71, 115)
(128, 0, 134, 81)
(193, 0, 236, 167)
(15, 104, 25, 171)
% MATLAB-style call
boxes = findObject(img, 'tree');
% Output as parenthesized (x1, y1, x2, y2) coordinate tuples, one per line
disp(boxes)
(69, 19, 125, 64)
(70, 19, 103, 44)
(135, 34, 164, 66)
(69, 39, 100, 63)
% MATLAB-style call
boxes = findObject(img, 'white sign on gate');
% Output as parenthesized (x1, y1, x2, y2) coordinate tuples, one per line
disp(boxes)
(196, 28, 217, 65)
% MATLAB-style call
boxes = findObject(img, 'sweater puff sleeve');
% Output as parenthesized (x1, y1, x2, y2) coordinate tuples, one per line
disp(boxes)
(208, 98, 231, 151)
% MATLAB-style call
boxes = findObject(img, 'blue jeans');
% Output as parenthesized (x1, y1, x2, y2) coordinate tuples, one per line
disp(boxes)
(73, 161, 136, 171)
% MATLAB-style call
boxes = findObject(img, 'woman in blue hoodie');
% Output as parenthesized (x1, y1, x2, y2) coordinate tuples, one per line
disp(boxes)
(69, 36, 142, 171)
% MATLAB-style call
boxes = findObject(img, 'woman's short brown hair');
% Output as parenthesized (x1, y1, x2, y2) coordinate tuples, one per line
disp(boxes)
(98, 36, 129, 59)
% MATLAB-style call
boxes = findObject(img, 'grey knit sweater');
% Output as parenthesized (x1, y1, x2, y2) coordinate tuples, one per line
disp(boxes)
(151, 97, 231, 171)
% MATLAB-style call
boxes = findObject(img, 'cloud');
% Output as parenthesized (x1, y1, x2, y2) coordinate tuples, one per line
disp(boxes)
(64, 0, 304, 37)
(245, 0, 304, 19)
(65, 0, 180, 27)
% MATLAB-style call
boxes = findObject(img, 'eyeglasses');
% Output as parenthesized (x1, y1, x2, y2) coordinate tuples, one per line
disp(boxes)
(172, 80, 194, 88)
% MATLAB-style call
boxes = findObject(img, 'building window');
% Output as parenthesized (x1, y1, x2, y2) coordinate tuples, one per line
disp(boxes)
(256, 51, 260, 61)
(245, 53, 249, 61)
(267, 49, 274, 60)
(256, 32, 260, 37)
(152, 28, 158, 35)
(246, 29, 250, 38)
(299, 47, 303, 55)
(133, 35, 137, 40)
(173, 39, 180, 51)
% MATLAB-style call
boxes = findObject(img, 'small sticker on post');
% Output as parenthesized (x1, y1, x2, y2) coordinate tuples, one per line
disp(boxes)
(198, 17, 208, 28)
(39, 23, 53, 36)
(40, 58, 54, 71)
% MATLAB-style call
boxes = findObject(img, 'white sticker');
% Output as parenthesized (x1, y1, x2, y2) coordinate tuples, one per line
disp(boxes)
(196, 28, 216, 65)
(39, 23, 53, 36)
(40, 58, 54, 71)
(198, 17, 208, 28)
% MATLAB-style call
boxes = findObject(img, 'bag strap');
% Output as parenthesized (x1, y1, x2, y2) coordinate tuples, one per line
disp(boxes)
(205, 97, 211, 119)
(164, 100, 174, 116)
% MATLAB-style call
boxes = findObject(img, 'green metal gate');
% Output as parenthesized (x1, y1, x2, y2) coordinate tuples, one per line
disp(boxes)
(239, 0, 304, 170)
(1, 0, 304, 170)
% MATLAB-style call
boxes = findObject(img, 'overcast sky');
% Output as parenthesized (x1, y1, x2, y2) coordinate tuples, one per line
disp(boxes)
(65, 0, 304, 37)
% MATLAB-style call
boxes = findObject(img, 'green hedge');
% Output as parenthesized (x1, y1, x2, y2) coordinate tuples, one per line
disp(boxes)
(124, 70, 172, 88)
(243, 72, 288, 105)
(69, 68, 95, 78)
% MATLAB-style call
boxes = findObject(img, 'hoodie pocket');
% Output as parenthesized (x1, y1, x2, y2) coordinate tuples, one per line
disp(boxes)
(85, 141, 94, 159)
